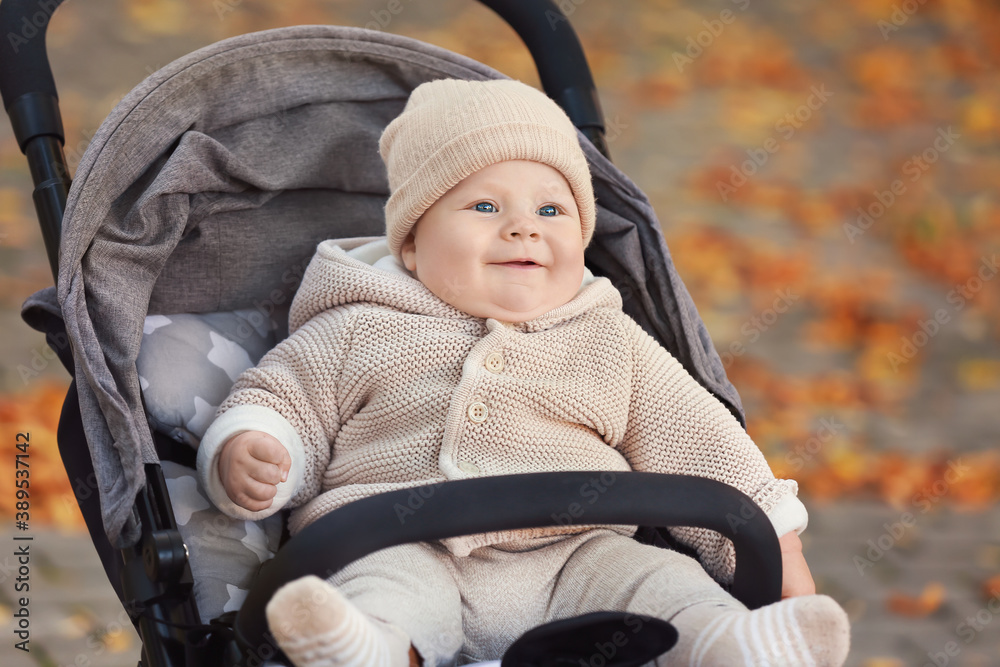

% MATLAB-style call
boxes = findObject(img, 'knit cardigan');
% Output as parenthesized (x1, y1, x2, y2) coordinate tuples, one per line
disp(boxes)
(198, 239, 807, 583)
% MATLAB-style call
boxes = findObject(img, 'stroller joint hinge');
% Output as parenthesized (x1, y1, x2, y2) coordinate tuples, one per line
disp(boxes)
(142, 528, 189, 584)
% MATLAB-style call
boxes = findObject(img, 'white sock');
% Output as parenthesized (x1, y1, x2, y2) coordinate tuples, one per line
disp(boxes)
(265, 575, 400, 667)
(669, 595, 850, 667)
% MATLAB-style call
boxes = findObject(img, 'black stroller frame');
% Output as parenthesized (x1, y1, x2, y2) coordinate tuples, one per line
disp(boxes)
(1, 1, 783, 665)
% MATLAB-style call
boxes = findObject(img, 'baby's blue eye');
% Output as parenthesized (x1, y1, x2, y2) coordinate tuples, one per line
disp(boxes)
(474, 202, 496, 213)
(537, 205, 559, 217)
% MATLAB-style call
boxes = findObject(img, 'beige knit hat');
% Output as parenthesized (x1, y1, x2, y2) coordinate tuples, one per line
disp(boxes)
(379, 78, 596, 260)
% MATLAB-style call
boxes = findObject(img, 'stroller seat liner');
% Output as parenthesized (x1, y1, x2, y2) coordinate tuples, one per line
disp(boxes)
(161, 460, 283, 620)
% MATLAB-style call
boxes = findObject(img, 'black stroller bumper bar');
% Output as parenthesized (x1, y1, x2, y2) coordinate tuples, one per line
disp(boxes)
(233, 471, 782, 662)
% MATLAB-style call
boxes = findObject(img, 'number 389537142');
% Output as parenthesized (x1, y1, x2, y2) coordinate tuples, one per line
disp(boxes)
(15, 433, 30, 520)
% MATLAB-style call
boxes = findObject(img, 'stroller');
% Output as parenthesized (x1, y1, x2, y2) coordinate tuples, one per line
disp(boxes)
(3, 0, 785, 665)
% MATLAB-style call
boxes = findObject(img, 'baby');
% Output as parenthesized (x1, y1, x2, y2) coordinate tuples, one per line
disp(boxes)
(197, 78, 850, 667)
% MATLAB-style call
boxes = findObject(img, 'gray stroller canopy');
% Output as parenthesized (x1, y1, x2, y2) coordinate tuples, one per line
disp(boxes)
(21, 25, 744, 547)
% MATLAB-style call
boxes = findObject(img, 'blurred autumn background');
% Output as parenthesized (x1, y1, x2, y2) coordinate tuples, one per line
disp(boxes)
(1, 0, 999, 665)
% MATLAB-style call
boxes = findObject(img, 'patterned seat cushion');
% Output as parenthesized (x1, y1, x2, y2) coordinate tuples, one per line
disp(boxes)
(161, 460, 283, 620)
(137, 309, 280, 447)
(138, 309, 283, 620)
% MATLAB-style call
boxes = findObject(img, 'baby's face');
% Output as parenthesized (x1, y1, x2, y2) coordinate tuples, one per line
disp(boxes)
(401, 160, 586, 322)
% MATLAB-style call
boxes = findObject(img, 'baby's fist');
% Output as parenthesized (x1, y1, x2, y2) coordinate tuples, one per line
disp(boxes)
(779, 531, 816, 599)
(218, 430, 292, 512)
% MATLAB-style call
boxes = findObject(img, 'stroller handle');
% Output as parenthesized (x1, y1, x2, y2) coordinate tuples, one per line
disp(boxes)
(0, 0, 604, 153)
(233, 471, 782, 661)
(477, 0, 609, 158)
(0, 0, 65, 146)
(0, 0, 607, 281)
(0, 0, 607, 156)
(0, 0, 70, 280)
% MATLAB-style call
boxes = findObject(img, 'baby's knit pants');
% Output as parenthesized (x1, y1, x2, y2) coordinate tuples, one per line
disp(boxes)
(325, 527, 743, 666)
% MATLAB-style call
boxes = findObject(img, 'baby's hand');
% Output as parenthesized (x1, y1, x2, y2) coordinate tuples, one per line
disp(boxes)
(218, 430, 292, 512)
(779, 531, 816, 598)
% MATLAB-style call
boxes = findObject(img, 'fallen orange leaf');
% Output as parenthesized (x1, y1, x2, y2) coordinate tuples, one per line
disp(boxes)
(983, 574, 1000, 601)
(887, 582, 946, 617)
(863, 660, 904, 667)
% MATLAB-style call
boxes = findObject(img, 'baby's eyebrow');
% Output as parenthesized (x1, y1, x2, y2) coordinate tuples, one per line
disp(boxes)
(536, 179, 574, 195)
(461, 184, 572, 199)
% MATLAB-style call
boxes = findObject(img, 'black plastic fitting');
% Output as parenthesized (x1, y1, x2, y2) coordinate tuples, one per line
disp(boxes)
(143, 529, 189, 584)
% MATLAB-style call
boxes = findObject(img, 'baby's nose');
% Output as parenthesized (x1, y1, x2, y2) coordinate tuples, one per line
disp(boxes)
(505, 212, 540, 238)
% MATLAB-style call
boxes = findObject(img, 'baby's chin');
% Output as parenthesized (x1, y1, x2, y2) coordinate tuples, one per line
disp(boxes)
(464, 295, 574, 323)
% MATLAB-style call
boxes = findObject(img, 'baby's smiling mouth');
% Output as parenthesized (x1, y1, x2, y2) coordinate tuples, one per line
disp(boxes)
(494, 259, 542, 269)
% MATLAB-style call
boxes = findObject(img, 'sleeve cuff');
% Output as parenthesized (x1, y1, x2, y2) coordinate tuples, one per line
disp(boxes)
(196, 404, 306, 521)
(766, 493, 809, 537)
